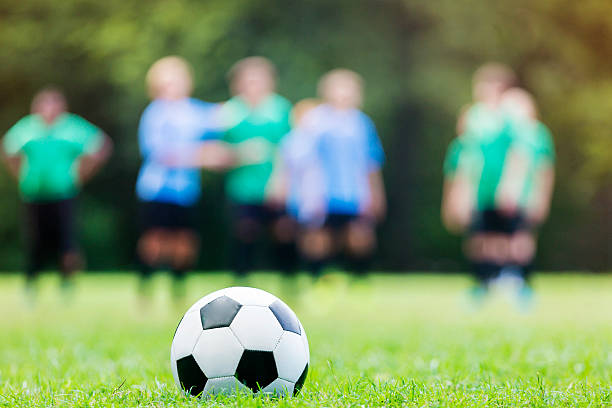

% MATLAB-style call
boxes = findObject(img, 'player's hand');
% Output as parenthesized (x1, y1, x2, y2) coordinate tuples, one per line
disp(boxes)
(235, 138, 271, 166)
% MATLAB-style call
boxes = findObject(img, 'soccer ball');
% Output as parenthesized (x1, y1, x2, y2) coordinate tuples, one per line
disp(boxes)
(171, 287, 309, 397)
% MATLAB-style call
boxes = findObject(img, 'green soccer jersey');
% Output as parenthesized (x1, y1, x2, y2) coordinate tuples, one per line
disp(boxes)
(3, 113, 103, 202)
(221, 94, 292, 204)
(461, 103, 515, 211)
(443, 137, 484, 185)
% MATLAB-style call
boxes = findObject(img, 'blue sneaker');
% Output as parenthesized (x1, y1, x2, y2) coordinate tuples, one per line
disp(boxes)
(517, 284, 534, 313)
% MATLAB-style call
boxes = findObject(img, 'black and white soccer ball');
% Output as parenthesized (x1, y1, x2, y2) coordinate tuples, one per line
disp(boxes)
(171, 287, 309, 397)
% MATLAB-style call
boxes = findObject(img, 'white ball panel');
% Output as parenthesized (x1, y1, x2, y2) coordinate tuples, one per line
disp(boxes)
(274, 332, 308, 382)
(203, 376, 250, 396)
(192, 327, 244, 378)
(172, 310, 203, 359)
(224, 287, 278, 306)
(262, 378, 295, 396)
(230, 306, 283, 351)
(186, 288, 229, 314)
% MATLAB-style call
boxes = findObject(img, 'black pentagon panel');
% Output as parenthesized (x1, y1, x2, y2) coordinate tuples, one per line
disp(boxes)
(200, 296, 242, 330)
(269, 300, 301, 335)
(293, 363, 308, 395)
(235, 350, 278, 392)
(176, 355, 207, 396)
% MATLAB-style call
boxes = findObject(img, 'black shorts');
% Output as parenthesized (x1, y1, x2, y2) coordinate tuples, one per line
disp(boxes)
(24, 198, 77, 270)
(470, 209, 530, 235)
(323, 213, 373, 231)
(140, 201, 197, 232)
(232, 204, 284, 225)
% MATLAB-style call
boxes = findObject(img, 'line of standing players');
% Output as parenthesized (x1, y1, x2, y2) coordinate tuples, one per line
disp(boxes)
(1, 56, 387, 300)
(441, 63, 556, 307)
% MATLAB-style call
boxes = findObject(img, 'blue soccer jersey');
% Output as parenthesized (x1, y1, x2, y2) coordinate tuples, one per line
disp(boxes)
(136, 98, 221, 206)
(281, 128, 326, 225)
(302, 104, 384, 215)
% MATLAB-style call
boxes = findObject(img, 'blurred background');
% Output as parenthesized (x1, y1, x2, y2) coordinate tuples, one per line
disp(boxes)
(0, 0, 610, 272)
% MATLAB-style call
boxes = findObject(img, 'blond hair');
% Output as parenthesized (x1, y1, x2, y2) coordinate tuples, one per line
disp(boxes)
(291, 98, 319, 127)
(501, 87, 538, 119)
(145, 56, 193, 99)
(227, 56, 277, 84)
(473, 63, 517, 90)
(317, 69, 364, 103)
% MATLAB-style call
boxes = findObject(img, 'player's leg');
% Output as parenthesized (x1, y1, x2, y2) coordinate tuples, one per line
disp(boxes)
(298, 226, 333, 278)
(344, 217, 377, 277)
(509, 232, 536, 280)
(137, 226, 169, 298)
(270, 210, 298, 275)
(169, 229, 199, 301)
(465, 234, 497, 285)
(230, 204, 262, 277)
(465, 211, 499, 288)
(56, 199, 83, 291)
(23, 202, 45, 300)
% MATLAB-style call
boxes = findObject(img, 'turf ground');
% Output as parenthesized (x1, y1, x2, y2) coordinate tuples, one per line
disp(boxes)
(1, 272, 612, 407)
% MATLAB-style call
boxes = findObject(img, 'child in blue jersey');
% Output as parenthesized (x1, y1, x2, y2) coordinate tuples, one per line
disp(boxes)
(268, 99, 328, 276)
(298, 69, 386, 276)
(137, 56, 233, 299)
(270, 99, 326, 226)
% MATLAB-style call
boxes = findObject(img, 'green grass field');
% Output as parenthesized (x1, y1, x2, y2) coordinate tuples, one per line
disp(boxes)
(1, 272, 612, 407)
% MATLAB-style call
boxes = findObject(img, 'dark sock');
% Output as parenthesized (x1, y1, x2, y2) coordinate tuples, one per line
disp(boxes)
(233, 240, 255, 276)
(347, 255, 372, 277)
(274, 242, 298, 275)
(520, 261, 534, 284)
(304, 258, 325, 278)
(472, 261, 500, 285)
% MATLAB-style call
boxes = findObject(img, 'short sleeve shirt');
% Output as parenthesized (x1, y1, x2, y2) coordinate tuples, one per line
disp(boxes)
(302, 104, 384, 215)
(3, 113, 103, 201)
(136, 98, 222, 206)
(221, 94, 292, 204)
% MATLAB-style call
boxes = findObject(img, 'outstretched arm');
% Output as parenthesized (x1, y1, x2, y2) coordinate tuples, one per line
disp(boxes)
(1, 150, 21, 180)
(528, 164, 555, 225)
(441, 174, 474, 234)
(366, 169, 387, 221)
(78, 133, 113, 185)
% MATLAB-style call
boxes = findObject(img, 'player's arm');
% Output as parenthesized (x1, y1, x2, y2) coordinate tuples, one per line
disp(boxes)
(527, 163, 555, 225)
(78, 133, 113, 184)
(362, 117, 386, 221)
(440, 139, 475, 234)
(1, 149, 21, 180)
(190, 141, 237, 170)
(265, 153, 289, 207)
(367, 169, 386, 221)
(1, 119, 28, 180)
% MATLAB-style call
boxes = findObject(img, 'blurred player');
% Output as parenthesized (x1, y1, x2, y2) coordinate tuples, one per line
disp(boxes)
(136, 56, 232, 300)
(2, 87, 112, 296)
(442, 63, 518, 298)
(296, 69, 386, 277)
(220, 57, 295, 277)
(496, 88, 555, 290)
(268, 98, 327, 277)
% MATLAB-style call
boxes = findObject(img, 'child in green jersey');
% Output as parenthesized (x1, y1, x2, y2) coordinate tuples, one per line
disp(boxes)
(221, 57, 296, 276)
(2, 87, 112, 295)
(442, 63, 520, 297)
